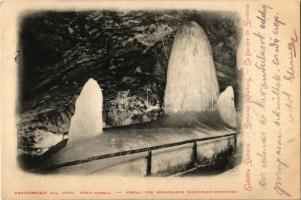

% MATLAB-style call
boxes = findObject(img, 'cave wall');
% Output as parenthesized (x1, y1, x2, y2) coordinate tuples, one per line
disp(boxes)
(18, 10, 241, 153)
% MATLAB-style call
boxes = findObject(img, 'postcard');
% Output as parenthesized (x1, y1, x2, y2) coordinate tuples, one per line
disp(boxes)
(1, 0, 300, 199)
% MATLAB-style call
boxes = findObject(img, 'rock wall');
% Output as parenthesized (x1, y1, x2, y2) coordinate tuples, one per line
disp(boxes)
(18, 11, 241, 156)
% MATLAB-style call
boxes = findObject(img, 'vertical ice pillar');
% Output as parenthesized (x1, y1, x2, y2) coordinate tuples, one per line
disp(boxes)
(217, 86, 237, 128)
(164, 21, 219, 115)
(68, 78, 103, 144)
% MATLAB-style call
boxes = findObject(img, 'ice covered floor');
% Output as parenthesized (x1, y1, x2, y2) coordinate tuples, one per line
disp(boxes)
(34, 119, 240, 176)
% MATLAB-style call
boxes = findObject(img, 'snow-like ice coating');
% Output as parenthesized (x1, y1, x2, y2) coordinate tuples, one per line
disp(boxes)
(164, 21, 219, 114)
(68, 78, 103, 145)
(217, 86, 237, 128)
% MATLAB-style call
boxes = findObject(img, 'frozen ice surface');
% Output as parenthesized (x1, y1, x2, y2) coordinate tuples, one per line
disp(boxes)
(43, 124, 237, 175)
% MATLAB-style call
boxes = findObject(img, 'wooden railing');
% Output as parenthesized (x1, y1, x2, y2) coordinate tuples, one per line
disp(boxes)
(40, 132, 239, 175)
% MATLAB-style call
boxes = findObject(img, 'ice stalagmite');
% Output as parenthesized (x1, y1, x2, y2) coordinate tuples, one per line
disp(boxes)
(164, 21, 219, 115)
(217, 86, 237, 128)
(68, 78, 103, 145)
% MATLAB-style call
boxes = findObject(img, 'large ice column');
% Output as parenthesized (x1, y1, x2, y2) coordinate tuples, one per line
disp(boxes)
(217, 86, 237, 128)
(164, 21, 219, 115)
(68, 78, 103, 144)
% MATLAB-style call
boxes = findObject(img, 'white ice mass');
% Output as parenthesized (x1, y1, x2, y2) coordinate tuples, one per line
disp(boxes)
(68, 78, 103, 144)
(164, 21, 219, 114)
(217, 86, 237, 128)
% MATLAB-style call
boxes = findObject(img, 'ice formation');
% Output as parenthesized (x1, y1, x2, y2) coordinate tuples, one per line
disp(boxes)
(164, 21, 219, 115)
(217, 86, 237, 128)
(68, 78, 103, 144)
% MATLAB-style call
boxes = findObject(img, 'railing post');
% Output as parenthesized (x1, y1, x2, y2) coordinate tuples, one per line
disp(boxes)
(192, 141, 198, 166)
(234, 134, 237, 153)
(146, 150, 152, 176)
